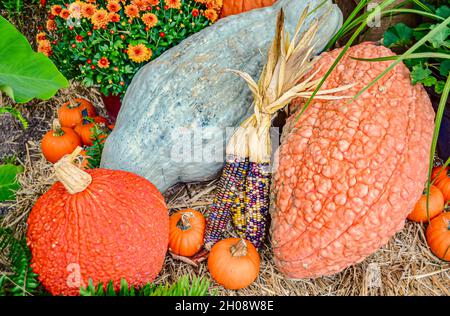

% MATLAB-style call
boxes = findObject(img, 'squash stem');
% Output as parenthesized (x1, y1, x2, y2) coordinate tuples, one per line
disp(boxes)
(230, 239, 248, 257)
(54, 146, 92, 194)
(52, 119, 65, 137)
(178, 212, 194, 230)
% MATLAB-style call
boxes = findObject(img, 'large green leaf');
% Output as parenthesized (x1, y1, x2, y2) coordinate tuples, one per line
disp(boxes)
(0, 164, 24, 202)
(0, 16, 68, 103)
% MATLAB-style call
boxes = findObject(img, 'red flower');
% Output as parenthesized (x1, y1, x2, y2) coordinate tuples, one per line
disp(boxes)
(40, 0, 46, 6)
(91, 65, 96, 70)
(163, 5, 168, 10)
(87, 59, 92, 64)
(75, 35, 83, 42)
(159, 32, 165, 38)
(98, 57, 110, 69)
(87, 31, 92, 36)
(192, 8, 199, 17)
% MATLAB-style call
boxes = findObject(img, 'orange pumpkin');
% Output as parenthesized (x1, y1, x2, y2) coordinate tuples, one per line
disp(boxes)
(208, 238, 259, 290)
(75, 120, 108, 146)
(169, 209, 205, 257)
(27, 147, 169, 295)
(41, 119, 82, 163)
(407, 185, 444, 223)
(58, 98, 97, 128)
(220, 0, 277, 18)
(426, 212, 450, 261)
(433, 166, 450, 202)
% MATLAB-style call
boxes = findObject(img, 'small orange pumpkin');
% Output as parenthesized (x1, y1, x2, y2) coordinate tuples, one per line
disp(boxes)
(407, 185, 444, 223)
(75, 119, 108, 146)
(58, 98, 97, 128)
(433, 166, 450, 202)
(169, 209, 206, 257)
(426, 212, 450, 261)
(41, 119, 82, 163)
(208, 238, 260, 290)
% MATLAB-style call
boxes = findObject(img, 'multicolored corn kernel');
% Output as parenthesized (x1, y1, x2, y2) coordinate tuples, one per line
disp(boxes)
(231, 158, 249, 238)
(204, 156, 249, 249)
(244, 161, 271, 249)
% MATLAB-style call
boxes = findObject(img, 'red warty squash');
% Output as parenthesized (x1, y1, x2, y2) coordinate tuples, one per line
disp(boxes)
(27, 148, 169, 295)
(426, 212, 450, 261)
(270, 43, 435, 278)
(41, 119, 81, 163)
(407, 185, 444, 223)
(220, 0, 277, 18)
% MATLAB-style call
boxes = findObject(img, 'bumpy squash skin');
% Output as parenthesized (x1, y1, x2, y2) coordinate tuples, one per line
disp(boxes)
(27, 169, 169, 296)
(220, 0, 277, 18)
(101, 0, 343, 192)
(270, 43, 435, 279)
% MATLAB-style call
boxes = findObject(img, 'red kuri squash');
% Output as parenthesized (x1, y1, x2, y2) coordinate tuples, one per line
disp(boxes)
(220, 0, 277, 18)
(27, 148, 169, 295)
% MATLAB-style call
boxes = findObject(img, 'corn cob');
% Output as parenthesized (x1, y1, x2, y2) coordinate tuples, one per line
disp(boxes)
(230, 157, 249, 238)
(244, 161, 271, 249)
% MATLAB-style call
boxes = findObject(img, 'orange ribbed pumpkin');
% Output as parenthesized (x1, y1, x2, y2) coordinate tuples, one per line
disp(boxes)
(270, 43, 435, 278)
(220, 0, 277, 18)
(58, 98, 97, 128)
(426, 212, 450, 261)
(27, 148, 169, 296)
(41, 119, 82, 163)
(407, 185, 444, 223)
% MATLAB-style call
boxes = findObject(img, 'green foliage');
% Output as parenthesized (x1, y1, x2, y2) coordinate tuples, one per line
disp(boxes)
(0, 0, 40, 16)
(0, 228, 40, 296)
(383, 3, 450, 94)
(0, 107, 28, 128)
(43, 0, 218, 97)
(80, 275, 213, 296)
(85, 123, 111, 169)
(0, 163, 24, 202)
(0, 15, 68, 103)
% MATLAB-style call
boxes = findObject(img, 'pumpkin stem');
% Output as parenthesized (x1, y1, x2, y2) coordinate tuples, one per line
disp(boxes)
(68, 99, 81, 109)
(54, 146, 92, 194)
(177, 212, 194, 230)
(230, 238, 248, 257)
(52, 119, 65, 137)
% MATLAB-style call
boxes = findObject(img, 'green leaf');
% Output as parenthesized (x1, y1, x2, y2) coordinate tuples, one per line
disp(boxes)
(0, 163, 23, 201)
(0, 107, 28, 128)
(440, 59, 450, 76)
(0, 16, 68, 103)
(383, 23, 414, 48)
(436, 5, 450, 19)
(427, 24, 450, 48)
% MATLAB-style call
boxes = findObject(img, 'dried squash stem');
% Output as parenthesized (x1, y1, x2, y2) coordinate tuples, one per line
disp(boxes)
(54, 146, 92, 194)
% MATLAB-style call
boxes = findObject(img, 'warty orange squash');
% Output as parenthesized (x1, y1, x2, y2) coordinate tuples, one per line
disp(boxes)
(27, 148, 169, 295)
(270, 42, 435, 278)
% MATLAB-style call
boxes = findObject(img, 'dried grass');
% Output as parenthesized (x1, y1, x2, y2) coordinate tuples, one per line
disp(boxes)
(1, 133, 449, 296)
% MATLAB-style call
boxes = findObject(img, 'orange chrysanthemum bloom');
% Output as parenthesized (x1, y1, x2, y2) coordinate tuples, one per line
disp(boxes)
(132, 0, 147, 10)
(91, 9, 110, 28)
(127, 44, 152, 63)
(141, 13, 158, 28)
(51, 4, 62, 15)
(46, 20, 57, 31)
(124, 4, 140, 19)
(166, 0, 181, 9)
(206, 0, 222, 11)
(203, 8, 218, 22)
(98, 57, 110, 69)
(81, 3, 96, 18)
(36, 32, 47, 42)
(148, 0, 160, 5)
(60, 9, 70, 19)
(109, 12, 121, 22)
(107, 0, 121, 12)
(194, 0, 206, 3)
(38, 40, 52, 56)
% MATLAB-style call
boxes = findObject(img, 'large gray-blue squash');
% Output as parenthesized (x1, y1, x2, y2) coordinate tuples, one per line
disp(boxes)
(101, 0, 343, 192)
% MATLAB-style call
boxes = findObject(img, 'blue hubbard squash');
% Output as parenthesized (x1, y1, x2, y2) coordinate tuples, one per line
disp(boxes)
(101, 0, 343, 192)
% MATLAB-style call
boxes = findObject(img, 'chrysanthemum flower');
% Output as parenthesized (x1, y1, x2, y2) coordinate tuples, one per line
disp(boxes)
(91, 9, 110, 28)
(166, 0, 181, 9)
(75, 35, 84, 42)
(109, 12, 121, 22)
(51, 5, 62, 16)
(36, 32, 47, 42)
(46, 20, 57, 31)
(38, 40, 52, 56)
(203, 8, 218, 22)
(191, 8, 199, 17)
(107, 0, 121, 13)
(127, 44, 152, 63)
(81, 3, 96, 17)
(60, 9, 70, 19)
(148, 0, 160, 5)
(98, 57, 110, 68)
(132, 0, 147, 10)
(68, 1, 83, 19)
(206, 0, 222, 11)
(141, 13, 158, 28)
(124, 4, 140, 19)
